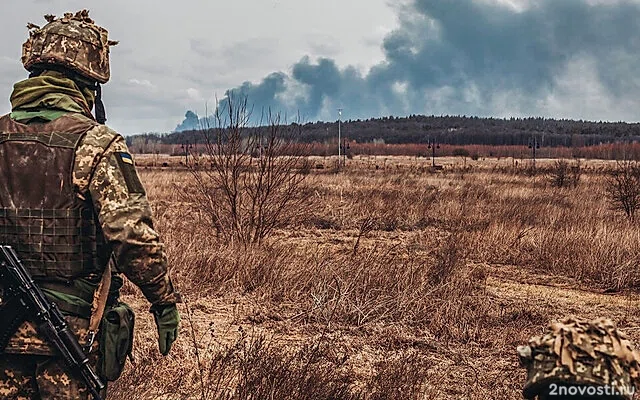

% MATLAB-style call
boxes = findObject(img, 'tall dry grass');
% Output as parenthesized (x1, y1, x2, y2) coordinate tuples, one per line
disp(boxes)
(111, 158, 640, 399)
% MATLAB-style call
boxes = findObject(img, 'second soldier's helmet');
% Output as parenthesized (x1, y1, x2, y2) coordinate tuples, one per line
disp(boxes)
(517, 317, 640, 399)
(22, 10, 117, 84)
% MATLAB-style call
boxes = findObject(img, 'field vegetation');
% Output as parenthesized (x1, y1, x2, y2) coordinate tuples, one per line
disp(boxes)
(110, 154, 640, 399)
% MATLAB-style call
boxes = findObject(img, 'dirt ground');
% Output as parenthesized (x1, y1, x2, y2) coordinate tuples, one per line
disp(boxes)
(114, 259, 640, 399)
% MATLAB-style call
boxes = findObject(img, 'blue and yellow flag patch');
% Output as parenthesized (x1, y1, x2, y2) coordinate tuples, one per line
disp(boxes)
(114, 152, 145, 194)
(118, 152, 134, 165)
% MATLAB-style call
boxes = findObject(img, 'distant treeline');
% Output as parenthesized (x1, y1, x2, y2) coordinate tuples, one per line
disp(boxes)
(127, 114, 640, 150)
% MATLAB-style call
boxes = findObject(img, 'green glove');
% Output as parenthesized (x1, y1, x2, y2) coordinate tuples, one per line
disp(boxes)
(151, 304, 180, 356)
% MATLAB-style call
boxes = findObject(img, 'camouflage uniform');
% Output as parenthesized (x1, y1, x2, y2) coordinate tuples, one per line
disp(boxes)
(0, 10, 180, 400)
(0, 353, 101, 400)
(518, 317, 640, 399)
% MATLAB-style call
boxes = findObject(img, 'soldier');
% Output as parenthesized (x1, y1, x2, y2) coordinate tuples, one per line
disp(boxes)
(0, 10, 181, 399)
(517, 317, 640, 399)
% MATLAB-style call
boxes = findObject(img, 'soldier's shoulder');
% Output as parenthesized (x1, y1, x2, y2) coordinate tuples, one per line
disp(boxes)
(80, 123, 123, 150)
(73, 123, 126, 192)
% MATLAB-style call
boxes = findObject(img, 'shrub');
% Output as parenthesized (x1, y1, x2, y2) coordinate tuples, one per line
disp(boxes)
(606, 160, 640, 221)
(452, 148, 470, 158)
(183, 96, 310, 245)
(548, 159, 581, 188)
(548, 159, 569, 187)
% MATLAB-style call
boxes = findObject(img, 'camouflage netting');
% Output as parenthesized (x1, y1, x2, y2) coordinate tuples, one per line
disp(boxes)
(517, 317, 640, 399)
(22, 10, 118, 84)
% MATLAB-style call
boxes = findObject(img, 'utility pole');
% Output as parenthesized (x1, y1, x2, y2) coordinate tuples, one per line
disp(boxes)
(341, 138, 350, 167)
(428, 138, 440, 168)
(181, 140, 193, 166)
(337, 108, 343, 167)
(528, 137, 540, 169)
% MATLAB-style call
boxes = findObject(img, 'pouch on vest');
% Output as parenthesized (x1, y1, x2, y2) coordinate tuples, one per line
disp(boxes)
(99, 302, 134, 381)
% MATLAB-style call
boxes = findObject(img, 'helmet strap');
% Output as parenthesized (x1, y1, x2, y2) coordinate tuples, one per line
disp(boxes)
(95, 84, 107, 124)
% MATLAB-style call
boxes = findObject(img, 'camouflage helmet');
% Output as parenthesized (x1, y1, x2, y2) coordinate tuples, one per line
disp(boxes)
(517, 317, 640, 399)
(22, 10, 118, 84)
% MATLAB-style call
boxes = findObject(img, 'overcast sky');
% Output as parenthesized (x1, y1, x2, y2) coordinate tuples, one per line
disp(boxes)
(2, 0, 640, 134)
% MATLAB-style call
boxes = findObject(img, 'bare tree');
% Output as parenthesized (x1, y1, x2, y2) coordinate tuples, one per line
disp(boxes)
(184, 96, 310, 245)
(606, 160, 640, 221)
(569, 158, 581, 188)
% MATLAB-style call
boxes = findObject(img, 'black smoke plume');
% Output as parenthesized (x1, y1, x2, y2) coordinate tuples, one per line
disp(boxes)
(177, 0, 640, 131)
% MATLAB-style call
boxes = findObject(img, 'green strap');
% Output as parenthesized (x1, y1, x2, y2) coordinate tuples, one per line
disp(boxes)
(10, 109, 67, 123)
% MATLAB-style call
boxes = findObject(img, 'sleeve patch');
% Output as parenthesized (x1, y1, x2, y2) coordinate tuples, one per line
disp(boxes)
(119, 152, 134, 165)
(115, 152, 145, 194)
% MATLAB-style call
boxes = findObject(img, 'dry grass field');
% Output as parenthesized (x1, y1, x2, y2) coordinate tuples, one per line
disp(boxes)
(109, 155, 640, 399)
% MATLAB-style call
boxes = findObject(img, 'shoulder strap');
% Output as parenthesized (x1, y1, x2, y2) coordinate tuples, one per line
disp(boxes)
(87, 259, 112, 344)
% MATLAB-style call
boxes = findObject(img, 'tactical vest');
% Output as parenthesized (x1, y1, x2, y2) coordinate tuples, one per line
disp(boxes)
(0, 114, 109, 283)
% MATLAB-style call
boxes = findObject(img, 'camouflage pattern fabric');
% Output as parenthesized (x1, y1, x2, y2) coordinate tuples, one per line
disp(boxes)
(22, 10, 118, 84)
(75, 123, 180, 307)
(4, 317, 97, 357)
(3, 115, 180, 355)
(0, 352, 104, 400)
(518, 317, 640, 399)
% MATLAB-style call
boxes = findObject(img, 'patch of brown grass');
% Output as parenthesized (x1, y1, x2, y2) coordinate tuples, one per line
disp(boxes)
(111, 159, 640, 399)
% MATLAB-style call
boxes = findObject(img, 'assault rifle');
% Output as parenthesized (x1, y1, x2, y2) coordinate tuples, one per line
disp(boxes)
(0, 245, 105, 400)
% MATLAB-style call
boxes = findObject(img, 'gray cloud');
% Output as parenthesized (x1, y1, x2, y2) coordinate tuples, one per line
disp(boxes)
(179, 0, 640, 129)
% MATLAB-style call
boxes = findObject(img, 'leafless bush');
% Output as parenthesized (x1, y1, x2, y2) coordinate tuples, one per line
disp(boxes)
(547, 159, 581, 188)
(183, 96, 310, 245)
(606, 160, 640, 221)
(548, 159, 569, 187)
(352, 215, 378, 255)
(570, 158, 582, 186)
